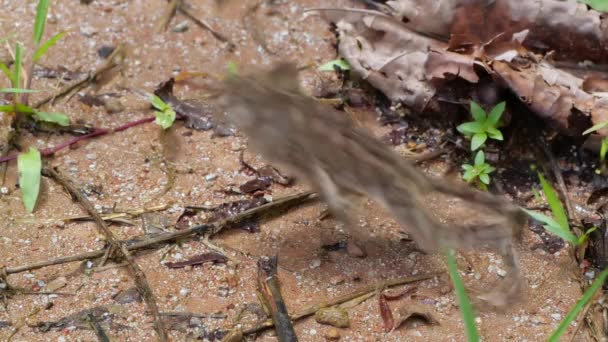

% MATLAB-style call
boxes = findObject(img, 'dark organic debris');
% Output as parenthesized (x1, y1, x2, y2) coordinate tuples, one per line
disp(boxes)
(97, 45, 116, 59)
(0, 321, 11, 329)
(33, 66, 88, 81)
(164, 252, 228, 269)
(154, 78, 226, 133)
(36, 305, 129, 332)
(379, 294, 394, 333)
(239, 177, 272, 194)
(391, 303, 439, 332)
(529, 221, 566, 253)
(113, 287, 142, 304)
(176, 197, 268, 232)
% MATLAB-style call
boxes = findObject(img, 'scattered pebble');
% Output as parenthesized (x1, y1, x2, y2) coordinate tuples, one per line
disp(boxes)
(329, 275, 345, 285)
(315, 307, 350, 328)
(551, 313, 562, 321)
(173, 21, 189, 32)
(310, 259, 321, 269)
(0, 187, 8, 195)
(179, 288, 190, 296)
(205, 173, 218, 182)
(325, 328, 341, 340)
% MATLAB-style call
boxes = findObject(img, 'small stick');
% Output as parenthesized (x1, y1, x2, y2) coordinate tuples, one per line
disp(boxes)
(86, 313, 110, 342)
(156, 0, 181, 32)
(242, 272, 439, 335)
(3, 191, 317, 275)
(178, 4, 234, 47)
(42, 166, 168, 342)
(257, 256, 297, 342)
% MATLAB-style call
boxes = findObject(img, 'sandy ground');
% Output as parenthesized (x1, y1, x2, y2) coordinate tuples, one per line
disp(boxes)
(0, 0, 592, 341)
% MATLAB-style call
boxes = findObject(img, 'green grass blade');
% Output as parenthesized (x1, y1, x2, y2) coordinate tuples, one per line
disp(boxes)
(0, 88, 39, 93)
(34, 111, 70, 126)
(521, 209, 579, 244)
(13, 43, 23, 88)
(0, 62, 14, 84)
(319, 59, 351, 71)
(600, 138, 608, 163)
(582, 120, 608, 135)
(548, 267, 608, 342)
(446, 249, 479, 342)
(457, 122, 485, 135)
(538, 172, 569, 231)
(33, 30, 66, 62)
(17, 147, 42, 213)
(33, 0, 50, 45)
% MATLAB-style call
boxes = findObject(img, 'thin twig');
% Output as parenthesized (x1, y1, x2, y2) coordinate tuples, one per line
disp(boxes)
(156, 0, 181, 32)
(178, 4, 234, 47)
(242, 272, 439, 335)
(257, 256, 297, 342)
(3, 191, 317, 275)
(42, 166, 168, 342)
(86, 313, 110, 342)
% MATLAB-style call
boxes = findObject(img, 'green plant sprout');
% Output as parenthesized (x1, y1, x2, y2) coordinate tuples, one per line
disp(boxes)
(462, 150, 495, 190)
(457, 101, 505, 151)
(318, 58, 351, 72)
(0, 0, 69, 127)
(582, 120, 608, 166)
(522, 172, 596, 245)
(17, 147, 41, 213)
(151, 95, 176, 129)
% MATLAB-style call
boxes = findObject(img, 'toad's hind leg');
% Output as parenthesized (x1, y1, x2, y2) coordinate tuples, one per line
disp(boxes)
(313, 165, 368, 256)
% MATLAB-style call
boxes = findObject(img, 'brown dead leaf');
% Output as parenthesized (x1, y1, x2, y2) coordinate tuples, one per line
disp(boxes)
(379, 294, 394, 333)
(391, 303, 439, 332)
(164, 252, 228, 269)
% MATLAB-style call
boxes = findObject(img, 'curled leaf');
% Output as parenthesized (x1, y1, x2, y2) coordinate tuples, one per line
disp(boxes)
(379, 294, 394, 332)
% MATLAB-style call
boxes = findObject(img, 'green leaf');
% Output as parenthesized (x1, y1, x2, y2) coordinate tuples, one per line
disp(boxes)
(226, 61, 239, 77)
(469, 101, 486, 123)
(548, 267, 608, 342)
(150, 95, 169, 111)
(17, 147, 42, 213)
(471, 133, 487, 151)
(0, 103, 36, 114)
(538, 172, 569, 233)
(463, 169, 478, 182)
(33, 31, 66, 62)
(486, 127, 503, 141)
(487, 101, 505, 127)
(462, 164, 473, 171)
(0, 62, 14, 83)
(474, 150, 485, 165)
(457, 121, 485, 135)
(13, 43, 23, 88)
(521, 209, 579, 244)
(479, 173, 490, 185)
(33, 0, 50, 45)
(445, 249, 479, 342)
(319, 59, 351, 71)
(600, 138, 608, 163)
(578, 0, 608, 12)
(34, 111, 70, 126)
(154, 108, 176, 129)
(582, 120, 608, 135)
(0, 88, 39, 94)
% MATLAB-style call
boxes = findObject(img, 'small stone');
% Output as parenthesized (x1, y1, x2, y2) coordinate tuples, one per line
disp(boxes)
(310, 259, 321, 269)
(325, 328, 340, 340)
(80, 25, 97, 37)
(0, 187, 8, 195)
(346, 242, 366, 258)
(315, 307, 350, 328)
(172, 20, 189, 32)
(205, 173, 218, 182)
(329, 275, 345, 285)
(179, 288, 190, 296)
(551, 313, 562, 321)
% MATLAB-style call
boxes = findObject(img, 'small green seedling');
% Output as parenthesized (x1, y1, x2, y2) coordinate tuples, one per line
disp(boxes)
(462, 150, 495, 189)
(445, 249, 479, 342)
(318, 58, 351, 72)
(151, 95, 176, 129)
(457, 101, 505, 151)
(522, 172, 580, 244)
(582, 120, 608, 165)
(17, 147, 42, 213)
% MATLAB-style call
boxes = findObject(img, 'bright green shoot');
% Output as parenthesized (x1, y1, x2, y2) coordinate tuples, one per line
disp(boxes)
(318, 58, 351, 72)
(445, 249, 479, 342)
(0, 103, 69, 126)
(457, 101, 505, 151)
(462, 150, 495, 190)
(522, 172, 580, 244)
(17, 147, 42, 213)
(548, 267, 608, 342)
(583, 120, 608, 164)
(151, 95, 176, 129)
